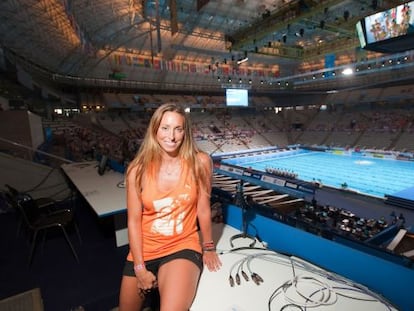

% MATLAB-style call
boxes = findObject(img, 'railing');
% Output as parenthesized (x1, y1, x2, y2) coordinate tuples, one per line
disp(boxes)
(0, 137, 73, 167)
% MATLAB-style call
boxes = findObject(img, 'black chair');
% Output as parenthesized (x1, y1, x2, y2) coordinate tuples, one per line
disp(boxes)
(5, 184, 56, 211)
(17, 194, 82, 265)
(5, 185, 82, 265)
(4, 184, 64, 237)
(3, 191, 24, 238)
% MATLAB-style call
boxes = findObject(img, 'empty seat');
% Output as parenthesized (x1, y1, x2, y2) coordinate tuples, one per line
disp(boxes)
(4, 184, 82, 265)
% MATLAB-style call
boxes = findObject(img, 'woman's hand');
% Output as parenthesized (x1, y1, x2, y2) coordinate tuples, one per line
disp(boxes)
(203, 250, 222, 272)
(135, 269, 157, 294)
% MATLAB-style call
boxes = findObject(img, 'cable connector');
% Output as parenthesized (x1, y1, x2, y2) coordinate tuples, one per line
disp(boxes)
(229, 275, 235, 287)
(235, 273, 241, 285)
(241, 270, 249, 282)
(251, 272, 264, 285)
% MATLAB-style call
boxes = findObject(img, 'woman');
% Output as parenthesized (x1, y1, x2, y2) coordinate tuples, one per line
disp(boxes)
(119, 103, 222, 311)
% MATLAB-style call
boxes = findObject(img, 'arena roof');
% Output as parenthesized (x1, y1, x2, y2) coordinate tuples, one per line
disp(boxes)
(0, 0, 413, 93)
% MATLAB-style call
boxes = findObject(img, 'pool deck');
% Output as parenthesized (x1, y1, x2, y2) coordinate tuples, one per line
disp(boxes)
(392, 186, 414, 201)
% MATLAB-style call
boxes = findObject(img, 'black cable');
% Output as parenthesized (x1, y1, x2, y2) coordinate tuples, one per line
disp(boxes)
(280, 304, 303, 311)
(117, 180, 126, 188)
(23, 166, 57, 192)
(320, 269, 395, 310)
(333, 286, 381, 302)
(246, 222, 263, 243)
(268, 281, 290, 311)
(263, 253, 397, 311)
(221, 245, 396, 310)
(219, 246, 291, 257)
(291, 276, 335, 307)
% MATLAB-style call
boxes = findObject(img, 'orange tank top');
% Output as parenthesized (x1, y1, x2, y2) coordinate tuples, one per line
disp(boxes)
(127, 161, 202, 262)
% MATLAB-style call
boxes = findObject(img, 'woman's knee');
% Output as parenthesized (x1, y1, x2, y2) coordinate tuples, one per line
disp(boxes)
(119, 276, 144, 311)
(158, 260, 201, 311)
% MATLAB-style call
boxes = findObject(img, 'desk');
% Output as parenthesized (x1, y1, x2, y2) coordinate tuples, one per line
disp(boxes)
(192, 224, 398, 311)
(61, 161, 128, 246)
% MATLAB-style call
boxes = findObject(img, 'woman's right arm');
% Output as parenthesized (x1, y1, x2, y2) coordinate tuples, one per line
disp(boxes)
(126, 166, 156, 290)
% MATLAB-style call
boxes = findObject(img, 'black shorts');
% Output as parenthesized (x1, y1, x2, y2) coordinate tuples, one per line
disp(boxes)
(123, 249, 203, 277)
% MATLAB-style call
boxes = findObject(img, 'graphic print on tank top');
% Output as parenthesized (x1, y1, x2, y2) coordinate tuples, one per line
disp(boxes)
(150, 190, 191, 236)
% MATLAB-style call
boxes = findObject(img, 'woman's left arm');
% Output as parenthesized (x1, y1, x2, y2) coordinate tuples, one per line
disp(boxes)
(196, 152, 222, 272)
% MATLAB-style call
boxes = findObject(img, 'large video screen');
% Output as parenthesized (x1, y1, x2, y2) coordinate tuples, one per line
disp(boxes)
(365, 2, 414, 44)
(357, 1, 414, 53)
(226, 89, 249, 107)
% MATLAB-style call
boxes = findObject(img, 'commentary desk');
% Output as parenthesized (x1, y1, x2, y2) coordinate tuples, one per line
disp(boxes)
(61, 161, 129, 246)
(59, 162, 400, 310)
(192, 224, 398, 311)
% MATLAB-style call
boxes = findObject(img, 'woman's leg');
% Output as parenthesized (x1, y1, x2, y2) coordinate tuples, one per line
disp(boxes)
(157, 259, 201, 311)
(119, 275, 145, 311)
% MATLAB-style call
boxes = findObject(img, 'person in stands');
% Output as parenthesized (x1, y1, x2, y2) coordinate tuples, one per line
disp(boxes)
(119, 103, 222, 311)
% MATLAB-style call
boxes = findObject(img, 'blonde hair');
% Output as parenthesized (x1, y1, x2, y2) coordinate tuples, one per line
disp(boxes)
(127, 103, 210, 195)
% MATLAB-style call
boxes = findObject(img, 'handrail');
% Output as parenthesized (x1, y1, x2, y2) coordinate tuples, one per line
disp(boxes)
(0, 137, 73, 164)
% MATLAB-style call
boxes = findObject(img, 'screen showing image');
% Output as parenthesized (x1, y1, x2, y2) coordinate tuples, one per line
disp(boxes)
(364, 2, 414, 44)
(226, 89, 249, 107)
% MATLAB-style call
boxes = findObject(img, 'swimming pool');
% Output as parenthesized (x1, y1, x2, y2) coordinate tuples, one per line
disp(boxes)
(222, 150, 414, 198)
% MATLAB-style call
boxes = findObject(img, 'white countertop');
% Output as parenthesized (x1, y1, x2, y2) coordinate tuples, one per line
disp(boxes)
(192, 224, 398, 311)
(61, 161, 126, 217)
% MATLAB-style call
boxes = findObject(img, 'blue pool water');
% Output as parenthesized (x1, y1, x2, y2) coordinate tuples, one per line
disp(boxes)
(222, 150, 414, 198)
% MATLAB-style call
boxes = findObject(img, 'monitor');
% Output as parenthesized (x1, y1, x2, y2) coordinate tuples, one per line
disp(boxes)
(226, 89, 249, 107)
(357, 1, 414, 53)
